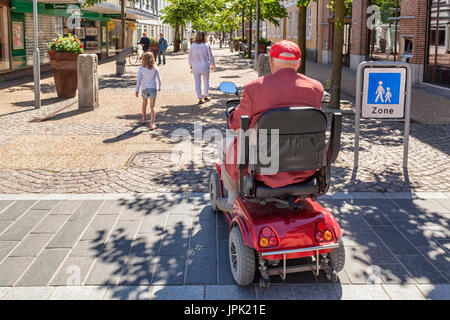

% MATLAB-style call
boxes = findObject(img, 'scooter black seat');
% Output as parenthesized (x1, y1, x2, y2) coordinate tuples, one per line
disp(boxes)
(253, 175, 319, 198)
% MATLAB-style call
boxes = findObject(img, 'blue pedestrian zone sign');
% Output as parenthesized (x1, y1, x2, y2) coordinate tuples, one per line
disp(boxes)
(362, 68, 406, 118)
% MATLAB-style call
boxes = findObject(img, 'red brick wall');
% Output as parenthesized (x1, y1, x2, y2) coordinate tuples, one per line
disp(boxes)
(399, 0, 428, 65)
(350, 0, 369, 56)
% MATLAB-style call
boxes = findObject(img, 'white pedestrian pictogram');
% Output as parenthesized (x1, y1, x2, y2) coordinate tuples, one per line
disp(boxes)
(385, 87, 392, 103)
(375, 81, 385, 103)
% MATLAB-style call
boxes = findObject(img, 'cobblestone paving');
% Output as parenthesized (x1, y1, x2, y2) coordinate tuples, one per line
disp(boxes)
(0, 48, 448, 193)
(0, 193, 449, 299)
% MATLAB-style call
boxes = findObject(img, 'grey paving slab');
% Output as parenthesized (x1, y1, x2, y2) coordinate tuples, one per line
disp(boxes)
(0, 221, 13, 234)
(32, 215, 70, 234)
(71, 240, 106, 257)
(291, 284, 339, 300)
(0, 287, 9, 299)
(9, 234, 53, 257)
(104, 286, 152, 300)
(98, 200, 126, 215)
(51, 256, 96, 286)
(373, 199, 411, 220)
(417, 284, 450, 300)
(335, 213, 372, 233)
(0, 241, 18, 261)
(218, 240, 235, 285)
(46, 220, 90, 248)
(190, 218, 216, 249)
(14, 209, 49, 227)
(414, 199, 449, 216)
(396, 254, 448, 284)
(165, 214, 192, 227)
(80, 214, 119, 241)
(353, 231, 398, 264)
(31, 200, 61, 210)
(119, 207, 149, 221)
(435, 199, 450, 212)
(195, 206, 216, 221)
(186, 247, 217, 285)
(0, 225, 34, 241)
(84, 257, 126, 286)
(378, 263, 417, 284)
(16, 249, 69, 286)
(255, 285, 294, 300)
(50, 286, 107, 300)
(138, 213, 168, 233)
(371, 225, 419, 256)
(159, 229, 190, 256)
(336, 284, 390, 300)
(50, 200, 82, 215)
(150, 285, 204, 300)
(70, 200, 104, 220)
(3, 286, 55, 300)
(0, 201, 13, 213)
(205, 285, 257, 300)
(342, 246, 373, 284)
(0, 257, 34, 286)
(152, 256, 186, 285)
(382, 284, 426, 300)
(0, 201, 35, 221)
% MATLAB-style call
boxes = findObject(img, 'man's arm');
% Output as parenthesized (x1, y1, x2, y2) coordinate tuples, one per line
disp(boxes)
(228, 84, 252, 131)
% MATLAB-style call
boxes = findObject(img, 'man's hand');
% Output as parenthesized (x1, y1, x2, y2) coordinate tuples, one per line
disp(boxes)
(135, 92, 139, 98)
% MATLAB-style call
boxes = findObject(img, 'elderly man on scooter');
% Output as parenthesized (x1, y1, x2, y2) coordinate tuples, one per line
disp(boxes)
(217, 40, 324, 212)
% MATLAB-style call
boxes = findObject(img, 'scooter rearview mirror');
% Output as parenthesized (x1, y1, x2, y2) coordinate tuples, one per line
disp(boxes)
(219, 81, 237, 94)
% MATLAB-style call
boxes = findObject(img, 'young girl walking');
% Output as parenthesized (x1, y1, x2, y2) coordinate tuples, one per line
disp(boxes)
(135, 52, 161, 130)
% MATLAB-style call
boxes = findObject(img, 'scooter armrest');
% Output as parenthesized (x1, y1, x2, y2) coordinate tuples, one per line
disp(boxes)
(326, 112, 342, 165)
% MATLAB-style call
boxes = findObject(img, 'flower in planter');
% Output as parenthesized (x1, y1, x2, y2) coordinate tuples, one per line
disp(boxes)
(47, 33, 84, 55)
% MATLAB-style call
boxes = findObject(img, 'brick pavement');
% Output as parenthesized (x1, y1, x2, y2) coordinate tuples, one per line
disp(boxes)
(0, 192, 449, 300)
(0, 48, 448, 194)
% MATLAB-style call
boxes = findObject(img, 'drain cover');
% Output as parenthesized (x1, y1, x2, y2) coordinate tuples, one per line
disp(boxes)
(126, 150, 182, 169)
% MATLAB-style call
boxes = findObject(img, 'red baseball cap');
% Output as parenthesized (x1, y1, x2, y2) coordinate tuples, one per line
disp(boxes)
(269, 40, 301, 60)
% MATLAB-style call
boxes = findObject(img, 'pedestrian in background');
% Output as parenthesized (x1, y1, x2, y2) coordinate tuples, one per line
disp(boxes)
(188, 31, 216, 105)
(138, 32, 150, 52)
(135, 52, 161, 130)
(158, 33, 168, 65)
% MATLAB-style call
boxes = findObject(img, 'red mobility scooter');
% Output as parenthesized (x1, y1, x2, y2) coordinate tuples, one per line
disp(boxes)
(210, 82, 345, 287)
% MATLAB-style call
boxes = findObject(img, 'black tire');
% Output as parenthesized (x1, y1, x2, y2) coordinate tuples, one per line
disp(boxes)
(229, 226, 256, 285)
(129, 53, 140, 66)
(209, 172, 220, 213)
(328, 237, 345, 273)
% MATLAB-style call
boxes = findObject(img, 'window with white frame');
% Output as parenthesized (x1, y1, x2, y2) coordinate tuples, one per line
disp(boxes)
(306, 7, 312, 40)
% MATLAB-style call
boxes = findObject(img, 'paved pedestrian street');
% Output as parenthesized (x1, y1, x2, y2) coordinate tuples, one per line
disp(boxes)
(0, 192, 448, 300)
(0, 47, 449, 300)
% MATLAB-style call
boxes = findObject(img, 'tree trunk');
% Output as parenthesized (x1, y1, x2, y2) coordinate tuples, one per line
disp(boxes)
(121, 0, 125, 49)
(248, 8, 252, 59)
(329, 0, 345, 110)
(174, 20, 179, 52)
(297, 5, 307, 74)
(242, 9, 245, 41)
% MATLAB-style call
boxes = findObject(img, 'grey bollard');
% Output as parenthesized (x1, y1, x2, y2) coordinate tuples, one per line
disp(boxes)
(116, 46, 134, 76)
(257, 54, 271, 77)
(77, 54, 99, 110)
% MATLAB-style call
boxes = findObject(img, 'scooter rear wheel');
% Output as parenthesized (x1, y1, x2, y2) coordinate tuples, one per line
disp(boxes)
(328, 237, 345, 273)
(229, 227, 256, 285)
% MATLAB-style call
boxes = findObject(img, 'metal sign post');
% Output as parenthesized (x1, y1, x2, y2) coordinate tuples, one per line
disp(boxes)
(33, 0, 41, 109)
(354, 61, 412, 169)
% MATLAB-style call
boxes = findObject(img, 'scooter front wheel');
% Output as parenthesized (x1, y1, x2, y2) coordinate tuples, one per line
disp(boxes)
(209, 172, 220, 213)
(229, 227, 256, 285)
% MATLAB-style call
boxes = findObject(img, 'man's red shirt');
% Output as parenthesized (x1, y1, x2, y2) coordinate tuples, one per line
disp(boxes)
(225, 68, 324, 188)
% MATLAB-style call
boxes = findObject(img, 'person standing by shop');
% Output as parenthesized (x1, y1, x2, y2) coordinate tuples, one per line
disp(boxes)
(138, 32, 150, 52)
(157, 33, 168, 65)
(188, 31, 216, 105)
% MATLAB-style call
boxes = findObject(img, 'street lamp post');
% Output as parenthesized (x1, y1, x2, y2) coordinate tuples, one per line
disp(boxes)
(33, 0, 41, 109)
(254, 0, 260, 67)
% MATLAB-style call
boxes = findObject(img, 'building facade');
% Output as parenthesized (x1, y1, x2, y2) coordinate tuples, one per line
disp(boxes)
(263, 0, 450, 89)
(0, 0, 172, 74)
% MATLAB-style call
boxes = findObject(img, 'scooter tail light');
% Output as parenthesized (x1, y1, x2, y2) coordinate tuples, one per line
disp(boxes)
(315, 221, 334, 242)
(259, 227, 279, 249)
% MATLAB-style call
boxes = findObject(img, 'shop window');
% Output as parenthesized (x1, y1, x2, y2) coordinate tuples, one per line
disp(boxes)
(424, 0, 450, 87)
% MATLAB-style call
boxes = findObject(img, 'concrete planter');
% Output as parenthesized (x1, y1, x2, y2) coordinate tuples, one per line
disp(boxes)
(49, 52, 79, 98)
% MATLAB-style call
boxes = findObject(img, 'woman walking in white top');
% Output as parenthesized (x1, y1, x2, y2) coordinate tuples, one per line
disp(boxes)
(135, 52, 161, 130)
(188, 31, 216, 105)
